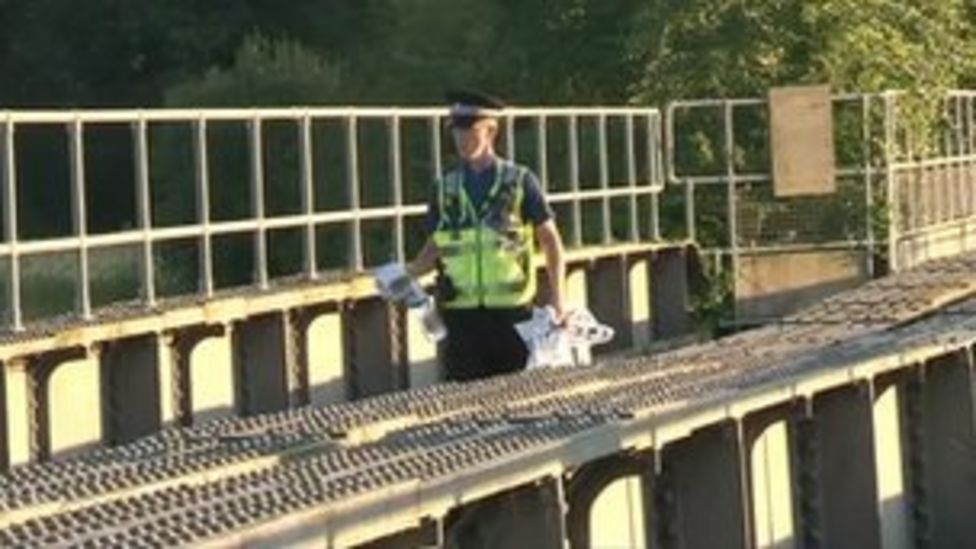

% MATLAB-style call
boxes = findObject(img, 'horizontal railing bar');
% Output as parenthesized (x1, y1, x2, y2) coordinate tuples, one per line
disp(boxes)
(667, 98, 766, 108)
(1, 107, 660, 125)
(670, 173, 772, 185)
(890, 155, 976, 170)
(548, 187, 661, 202)
(0, 205, 435, 257)
(670, 166, 875, 186)
(896, 215, 976, 239)
(703, 240, 873, 255)
(667, 93, 880, 111)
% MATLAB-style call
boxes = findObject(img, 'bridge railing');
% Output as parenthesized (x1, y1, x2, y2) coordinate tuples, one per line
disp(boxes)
(664, 89, 976, 322)
(885, 90, 976, 270)
(665, 93, 883, 265)
(0, 107, 664, 331)
(5, 91, 973, 333)
(665, 93, 885, 323)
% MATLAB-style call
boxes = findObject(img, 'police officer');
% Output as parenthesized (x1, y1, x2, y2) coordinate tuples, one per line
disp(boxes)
(408, 90, 567, 381)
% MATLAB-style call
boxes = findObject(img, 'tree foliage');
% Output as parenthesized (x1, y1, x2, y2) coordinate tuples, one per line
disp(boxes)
(2, 0, 973, 107)
(164, 35, 344, 107)
(0, 0, 378, 106)
(633, 0, 976, 102)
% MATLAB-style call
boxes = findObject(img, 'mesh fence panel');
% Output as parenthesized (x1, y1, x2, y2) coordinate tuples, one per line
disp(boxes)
(734, 176, 871, 247)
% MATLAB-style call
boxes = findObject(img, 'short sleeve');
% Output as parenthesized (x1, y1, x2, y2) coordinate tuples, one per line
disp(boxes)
(520, 170, 553, 226)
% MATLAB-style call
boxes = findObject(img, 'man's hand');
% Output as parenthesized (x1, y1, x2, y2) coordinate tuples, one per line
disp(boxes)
(407, 238, 440, 279)
(550, 299, 568, 326)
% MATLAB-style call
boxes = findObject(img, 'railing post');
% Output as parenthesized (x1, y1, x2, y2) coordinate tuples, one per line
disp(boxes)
(299, 112, 318, 279)
(389, 114, 405, 263)
(249, 116, 268, 289)
(430, 114, 443, 181)
(649, 113, 662, 241)
(568, 114, 582, 247)
(664, 103, 696, 242)
(598, 113, 611, 244)
(884, 92, 900, 272)
(537, 115, 548, 191)
(133, 115, 156, 306)
(723, 102, 739, 312)
(347, 114, 362, 271)
(626, 113, 639, 242)
(862, 95, 876, 278)
(68, 117, 92, 319)
(505, 112, 516, 160)
(194, 117, 214, 297)
(2, 115, 23, 331)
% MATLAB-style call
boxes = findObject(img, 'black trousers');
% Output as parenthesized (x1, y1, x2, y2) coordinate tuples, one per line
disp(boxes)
(441, 306, 532, 382)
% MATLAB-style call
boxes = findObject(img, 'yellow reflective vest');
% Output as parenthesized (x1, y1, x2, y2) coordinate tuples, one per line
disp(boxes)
(432, 160, 537, 309)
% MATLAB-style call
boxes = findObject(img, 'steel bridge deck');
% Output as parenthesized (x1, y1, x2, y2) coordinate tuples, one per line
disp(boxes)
(2, 253, 976, 547)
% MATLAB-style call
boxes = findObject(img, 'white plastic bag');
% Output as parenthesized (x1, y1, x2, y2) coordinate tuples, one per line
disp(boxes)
(373, 263, 426, 307)
(515, 306, 614, 369)
(373, 262, 446, 343)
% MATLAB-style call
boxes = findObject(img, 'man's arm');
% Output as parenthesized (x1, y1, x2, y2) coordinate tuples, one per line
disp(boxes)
(407, 238, 440, 279)
(535, 219, 566, 320)
(410, 184, 441, 279)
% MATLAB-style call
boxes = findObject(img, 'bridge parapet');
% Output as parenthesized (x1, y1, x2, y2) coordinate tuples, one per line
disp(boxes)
(0, 240, 694, 467)
(0, 250, 972, 547)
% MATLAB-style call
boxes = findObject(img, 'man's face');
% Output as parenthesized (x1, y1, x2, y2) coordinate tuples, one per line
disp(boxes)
(451, 118, 497, 160)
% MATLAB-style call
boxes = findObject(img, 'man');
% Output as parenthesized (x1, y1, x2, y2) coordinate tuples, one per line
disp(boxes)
(408, 90, 567, 381)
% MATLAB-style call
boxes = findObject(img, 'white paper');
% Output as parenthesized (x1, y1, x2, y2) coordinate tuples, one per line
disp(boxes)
(515, 306, 615, 369)
(373, 262, 427, 308)
(374, 262, 445, 342)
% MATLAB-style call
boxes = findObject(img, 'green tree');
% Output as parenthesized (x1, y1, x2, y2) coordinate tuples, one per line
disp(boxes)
(0, 0, 385, 107)
(339, 0, 646, 105)
(155, 36, 347, 288)
(0, 0, 251, 107)
(164, 36, 344, 108)
(633, 0, 976, 102)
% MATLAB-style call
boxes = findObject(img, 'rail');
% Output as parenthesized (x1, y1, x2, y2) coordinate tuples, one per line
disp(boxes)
(0, 106, 665, 331)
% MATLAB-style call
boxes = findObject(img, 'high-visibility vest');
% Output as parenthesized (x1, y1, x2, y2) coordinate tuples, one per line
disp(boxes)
(432, 160, 537, 309)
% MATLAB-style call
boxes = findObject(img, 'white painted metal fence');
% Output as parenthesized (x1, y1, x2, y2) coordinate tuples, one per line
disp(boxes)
(0, 107, 665, 331)
(664, 90, 976, 321)
(3, 91, 974, 332)
(665, 93, 882, 269)
(885, 90, 976, 270)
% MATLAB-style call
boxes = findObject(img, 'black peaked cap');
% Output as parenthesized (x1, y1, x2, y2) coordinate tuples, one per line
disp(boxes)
(445, 90, 506, 111)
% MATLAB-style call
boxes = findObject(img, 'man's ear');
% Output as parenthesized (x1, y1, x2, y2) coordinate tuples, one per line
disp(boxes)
(483, 120, 500, 138)
(489, 129, 499, 143)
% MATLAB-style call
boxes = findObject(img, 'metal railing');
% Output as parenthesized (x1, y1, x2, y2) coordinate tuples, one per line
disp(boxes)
(664, 89, 976, 316)
(664, 93, 883, 271)
(0, 106, 665, 331)
(6, 92, 972, 332)
(885, 90, 976, 270)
